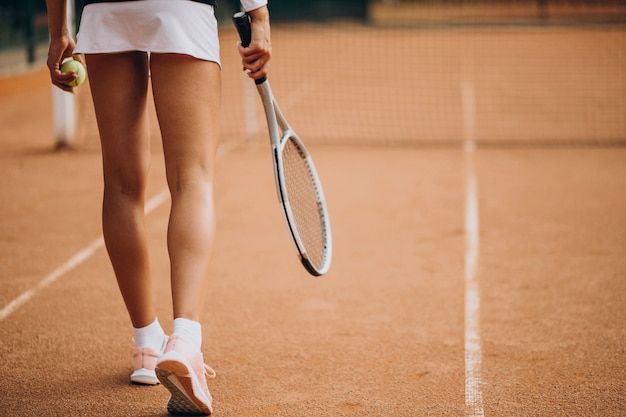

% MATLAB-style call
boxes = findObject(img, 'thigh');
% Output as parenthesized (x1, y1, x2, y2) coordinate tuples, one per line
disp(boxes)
(149, 53, 221, 187)
(86, 52, 151, 192)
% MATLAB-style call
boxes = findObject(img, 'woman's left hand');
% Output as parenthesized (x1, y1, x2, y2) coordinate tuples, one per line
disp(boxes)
(238, 6, 272, 80)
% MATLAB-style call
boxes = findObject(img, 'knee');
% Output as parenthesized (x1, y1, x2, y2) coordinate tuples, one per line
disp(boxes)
(166, 162, 213, 196)
(103, 168, 147, 202)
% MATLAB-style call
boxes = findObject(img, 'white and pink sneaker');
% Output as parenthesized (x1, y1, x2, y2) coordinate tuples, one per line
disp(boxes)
(131, 336, 168, 385)
(156, 334, 216, 415)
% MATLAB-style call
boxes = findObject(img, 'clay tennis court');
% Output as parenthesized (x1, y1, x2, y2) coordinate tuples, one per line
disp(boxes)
(1, 16, 625, 417)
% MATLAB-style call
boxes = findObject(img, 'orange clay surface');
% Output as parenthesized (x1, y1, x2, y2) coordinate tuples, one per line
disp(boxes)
(1, 40, 626, 416)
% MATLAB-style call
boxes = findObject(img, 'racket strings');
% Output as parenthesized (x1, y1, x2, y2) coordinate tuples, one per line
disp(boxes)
(282, 138, 329, 270)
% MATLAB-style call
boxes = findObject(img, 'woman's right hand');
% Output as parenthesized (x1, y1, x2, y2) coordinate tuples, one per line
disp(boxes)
(47, 35, 80, 92)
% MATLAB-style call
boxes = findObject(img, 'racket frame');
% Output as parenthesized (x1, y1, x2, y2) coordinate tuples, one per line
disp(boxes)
(233, 11, 332, 276)
(256, 81, 332, 276)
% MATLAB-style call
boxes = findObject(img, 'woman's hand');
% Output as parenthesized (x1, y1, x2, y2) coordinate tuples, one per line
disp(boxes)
(238, 6, 271, 80)
(47, 35, 81, 92)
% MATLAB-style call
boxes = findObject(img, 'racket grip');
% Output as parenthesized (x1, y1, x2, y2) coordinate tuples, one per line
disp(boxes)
(233, 12, 252, 47)
(232, 12, 268, 85)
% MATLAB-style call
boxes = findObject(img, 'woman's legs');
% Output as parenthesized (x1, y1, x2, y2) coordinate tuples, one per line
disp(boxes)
(86, 50, 220, 338)
(149, 53, 221, 323)
(86, 52, 156, 329)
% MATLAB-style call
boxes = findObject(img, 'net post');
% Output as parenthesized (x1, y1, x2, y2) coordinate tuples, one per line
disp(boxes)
(52, 87, 77, 150)
(52, 0, 77, 150)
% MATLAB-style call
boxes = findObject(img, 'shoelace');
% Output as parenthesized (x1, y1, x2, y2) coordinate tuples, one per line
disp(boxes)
(198, 363, 216, 397)
(204, 363, 217, 379)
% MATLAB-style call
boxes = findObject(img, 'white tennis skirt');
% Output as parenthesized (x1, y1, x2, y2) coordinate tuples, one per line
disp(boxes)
(75, 0, 220, 65)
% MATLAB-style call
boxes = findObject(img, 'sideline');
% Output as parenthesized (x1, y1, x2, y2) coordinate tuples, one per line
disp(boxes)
(462, 78, 484, 417)
(0, 139, 244, 322)
(464, 160, 483, 417)
(0, 189, 169, 322)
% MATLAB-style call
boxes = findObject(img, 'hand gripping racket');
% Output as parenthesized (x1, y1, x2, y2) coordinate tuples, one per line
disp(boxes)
(233, 12, 332, 276)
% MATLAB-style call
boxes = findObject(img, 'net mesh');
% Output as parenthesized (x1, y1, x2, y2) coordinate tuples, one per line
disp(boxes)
(71, 1, 626, 149)
(281, 137, 329, 272)
(217, 0, 626, 148)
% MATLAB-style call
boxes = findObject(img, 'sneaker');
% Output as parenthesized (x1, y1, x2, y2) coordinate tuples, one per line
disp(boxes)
(131, 336, 168, 385)
(156, 334, 216, 415)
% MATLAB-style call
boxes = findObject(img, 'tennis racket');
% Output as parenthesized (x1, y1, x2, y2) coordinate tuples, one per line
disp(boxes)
(233, 11, 332, 276)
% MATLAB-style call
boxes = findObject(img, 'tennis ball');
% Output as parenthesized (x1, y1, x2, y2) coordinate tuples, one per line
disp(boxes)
(60, 58, 86, 87)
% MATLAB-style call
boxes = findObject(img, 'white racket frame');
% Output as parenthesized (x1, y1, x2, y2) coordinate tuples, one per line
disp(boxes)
(256, 79, 333, 276)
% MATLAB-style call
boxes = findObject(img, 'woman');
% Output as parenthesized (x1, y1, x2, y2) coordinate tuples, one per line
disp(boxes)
(45, 0, 271, 414)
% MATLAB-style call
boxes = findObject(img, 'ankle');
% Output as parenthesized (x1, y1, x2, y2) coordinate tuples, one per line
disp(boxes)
(172, 317, 202, 351)
(133, 317, 166, 350)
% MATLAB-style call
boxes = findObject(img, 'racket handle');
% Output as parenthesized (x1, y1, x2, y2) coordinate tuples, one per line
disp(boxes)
(233, 12, 252, 47)
(232, 12, 268, 85)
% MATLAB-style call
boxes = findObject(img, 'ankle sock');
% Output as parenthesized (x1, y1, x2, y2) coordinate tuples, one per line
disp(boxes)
(132, 317, 166, 350)
(173, 317, 202, 351)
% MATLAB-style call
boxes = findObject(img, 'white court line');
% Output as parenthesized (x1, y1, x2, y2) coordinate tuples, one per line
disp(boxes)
(464, 172, 483, 417)
(0, 189, 170, 322)
(462, 79, 485, 417)
(2, 75, 298, 322)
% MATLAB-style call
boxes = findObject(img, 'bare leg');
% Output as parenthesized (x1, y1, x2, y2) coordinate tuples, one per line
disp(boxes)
(149, 53, 221, 321)
(86, 52, 156, 328)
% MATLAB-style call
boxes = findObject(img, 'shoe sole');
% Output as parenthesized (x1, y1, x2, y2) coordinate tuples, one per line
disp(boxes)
(131, 368, 160, 385)
(156, 358, 212, 416)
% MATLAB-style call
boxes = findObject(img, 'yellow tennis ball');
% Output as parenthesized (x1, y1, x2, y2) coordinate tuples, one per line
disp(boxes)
(60, 59, 86, 87)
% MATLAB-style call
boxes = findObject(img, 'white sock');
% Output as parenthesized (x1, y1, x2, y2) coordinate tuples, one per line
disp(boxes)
(173, 317, 202, 351)
(132, 318, 166, 350)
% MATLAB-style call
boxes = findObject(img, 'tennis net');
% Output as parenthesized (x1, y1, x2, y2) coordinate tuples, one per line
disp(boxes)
(218, 0, 626, 147)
